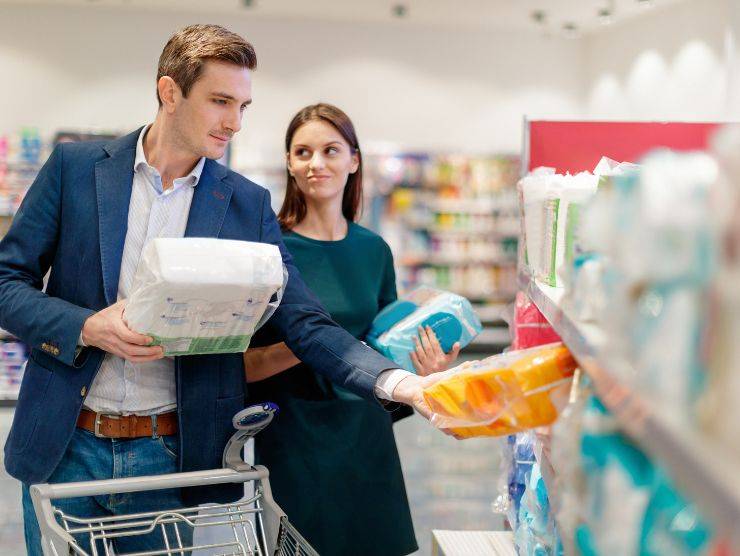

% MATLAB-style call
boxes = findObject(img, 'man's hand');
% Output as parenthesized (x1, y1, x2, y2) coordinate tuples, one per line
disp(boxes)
(81, 300, 164, 362)
(390, 372, 450, 420)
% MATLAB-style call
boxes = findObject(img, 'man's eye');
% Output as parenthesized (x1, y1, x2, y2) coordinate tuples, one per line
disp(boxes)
(213, 99, 227, 105)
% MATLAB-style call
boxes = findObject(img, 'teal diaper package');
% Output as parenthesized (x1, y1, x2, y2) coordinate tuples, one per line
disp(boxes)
(367, 286, 482, 373)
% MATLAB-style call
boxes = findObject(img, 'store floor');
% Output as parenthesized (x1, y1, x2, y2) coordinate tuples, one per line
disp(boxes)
(0, 391, 506, 555)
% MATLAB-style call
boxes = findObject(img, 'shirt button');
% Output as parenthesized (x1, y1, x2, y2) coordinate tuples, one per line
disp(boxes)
(80, 386, 87, 397)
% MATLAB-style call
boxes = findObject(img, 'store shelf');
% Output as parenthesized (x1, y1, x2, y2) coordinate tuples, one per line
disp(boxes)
(472, 303, 508, 324)
(431, 530, 515, 556)
(426, 198, 518, 214)
(400, 255, 516, 267)
(423, 227, 519, 239)
(519, 271, 740, 550)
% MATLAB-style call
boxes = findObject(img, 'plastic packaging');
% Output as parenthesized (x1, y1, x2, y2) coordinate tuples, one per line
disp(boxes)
(423, 343, 577, 438)
(515, 462, 563, 556)
(367, 286, 482, 373)
(125, 238, 285, 356)
(511, 291, 562, 350)
(519, 167, 558, 279)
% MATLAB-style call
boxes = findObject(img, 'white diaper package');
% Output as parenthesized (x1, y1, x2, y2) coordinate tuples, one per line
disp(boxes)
(124, 238, 285, 356)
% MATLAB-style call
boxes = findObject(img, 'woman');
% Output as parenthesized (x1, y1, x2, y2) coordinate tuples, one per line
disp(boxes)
(244, 103, 459, 556)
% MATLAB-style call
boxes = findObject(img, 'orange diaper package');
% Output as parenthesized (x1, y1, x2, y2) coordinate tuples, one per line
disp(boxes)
(423, 343, 577, 438)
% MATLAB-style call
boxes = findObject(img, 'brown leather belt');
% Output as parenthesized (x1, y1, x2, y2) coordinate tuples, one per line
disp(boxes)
(77, 408, 178, 439)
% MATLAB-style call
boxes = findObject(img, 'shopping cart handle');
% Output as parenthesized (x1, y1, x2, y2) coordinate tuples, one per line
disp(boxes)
(223, 402, 279, 469)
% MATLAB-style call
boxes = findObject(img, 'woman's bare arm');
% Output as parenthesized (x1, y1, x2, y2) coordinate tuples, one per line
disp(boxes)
(243, 342, 301, 383)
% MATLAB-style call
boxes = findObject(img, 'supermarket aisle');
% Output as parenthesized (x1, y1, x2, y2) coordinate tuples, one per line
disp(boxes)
(395, 411, 505, 556)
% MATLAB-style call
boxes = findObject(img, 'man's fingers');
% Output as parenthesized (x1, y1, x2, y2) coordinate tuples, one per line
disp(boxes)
(122, 343, 164, 358)
(413, 400, 432, 420)
(108, 337, 163, 360)
(115, 321, 153, 346)
(126, 352, 165, 363)
(441, 428, 464, 439)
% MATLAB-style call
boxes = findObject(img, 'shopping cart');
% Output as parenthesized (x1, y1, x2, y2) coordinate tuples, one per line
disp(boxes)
(30, 403, 319, 556)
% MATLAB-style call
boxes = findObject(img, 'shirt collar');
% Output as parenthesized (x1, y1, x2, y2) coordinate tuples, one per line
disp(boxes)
(134, 124, 206, 189)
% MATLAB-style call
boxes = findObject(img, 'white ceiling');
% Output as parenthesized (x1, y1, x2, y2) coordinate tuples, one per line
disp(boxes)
(0, 0, 689, 34)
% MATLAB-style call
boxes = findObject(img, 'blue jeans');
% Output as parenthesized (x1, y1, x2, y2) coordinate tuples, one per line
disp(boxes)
(23, 427, 193, 555)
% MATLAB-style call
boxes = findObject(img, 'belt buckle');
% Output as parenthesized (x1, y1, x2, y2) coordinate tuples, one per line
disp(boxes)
(94, 412, 119, 438)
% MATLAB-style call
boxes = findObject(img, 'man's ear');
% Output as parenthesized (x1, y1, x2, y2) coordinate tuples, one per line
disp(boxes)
(157, 76, 180, 113)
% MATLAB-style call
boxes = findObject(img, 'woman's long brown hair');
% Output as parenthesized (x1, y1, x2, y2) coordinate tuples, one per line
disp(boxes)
(278, 103, 362, 230)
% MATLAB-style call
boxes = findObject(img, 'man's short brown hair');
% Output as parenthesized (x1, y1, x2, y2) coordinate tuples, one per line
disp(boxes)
(156, 24, 257, 107)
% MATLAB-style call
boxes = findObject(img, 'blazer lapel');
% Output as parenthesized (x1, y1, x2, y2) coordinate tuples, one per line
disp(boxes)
(95, 129, 140, 305)
(184, 159, 233, 239)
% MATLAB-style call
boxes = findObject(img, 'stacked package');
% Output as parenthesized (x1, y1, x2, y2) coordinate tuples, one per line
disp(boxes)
(578, 152, 718, 422)
(697, 126, 740, 459)
(367, 286, 482, 373)
(125, 238, 285, 356)
(574, 397, 713, 556)
(422, 343, 577, 438)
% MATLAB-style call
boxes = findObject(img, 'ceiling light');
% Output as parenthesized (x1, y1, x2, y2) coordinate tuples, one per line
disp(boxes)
(598, 8, 613, 25)
(392, 4, 408, 18)
(531, 10, 547, 25)
(563, 22, 579, 39)
(637, 0, 654, 7)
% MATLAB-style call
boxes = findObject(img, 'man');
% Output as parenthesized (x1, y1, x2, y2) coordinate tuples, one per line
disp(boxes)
(0, 24, 439, 554)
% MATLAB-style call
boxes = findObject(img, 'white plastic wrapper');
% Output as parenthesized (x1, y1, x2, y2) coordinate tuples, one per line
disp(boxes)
(124, 238, 286, 356)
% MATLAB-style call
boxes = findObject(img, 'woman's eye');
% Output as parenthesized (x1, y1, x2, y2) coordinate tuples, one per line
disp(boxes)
(327, 147, 338, 155)
(296, 149, 308, 156)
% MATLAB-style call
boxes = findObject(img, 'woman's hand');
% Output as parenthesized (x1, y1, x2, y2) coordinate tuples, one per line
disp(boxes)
(410, 326, 461, 376)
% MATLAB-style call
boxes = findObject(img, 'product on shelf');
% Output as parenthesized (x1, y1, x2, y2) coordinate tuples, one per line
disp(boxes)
(125, 238, 285, 355)
(548, 371, 590, 552)
(519, 158, 634, 289)
(697, 125, 740, 459)
(511, 291, 562, 350)
(580, 152, 718, 421)
(576, 397, 713, 556)
(515, 462, 563, 555)
(423, 343, 577, 438)
(0, 338, 27, 398)
(493, 432, 537, 530)
(367, 286, 482, 372)
(365, 153, 520, 303)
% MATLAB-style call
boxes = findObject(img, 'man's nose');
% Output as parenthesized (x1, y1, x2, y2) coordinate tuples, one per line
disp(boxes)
(224, 108, 242, 134)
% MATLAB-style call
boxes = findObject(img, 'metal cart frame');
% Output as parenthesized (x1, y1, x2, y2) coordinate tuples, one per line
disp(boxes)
(30, 403, 319, 556)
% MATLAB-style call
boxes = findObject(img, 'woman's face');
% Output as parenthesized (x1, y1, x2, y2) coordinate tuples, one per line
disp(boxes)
(287, 119, 359, 205)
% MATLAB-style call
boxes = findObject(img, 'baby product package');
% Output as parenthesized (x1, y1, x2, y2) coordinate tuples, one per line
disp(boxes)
(125, 238, 285, 356)
(511, 291, 562, 350)
(540, 172, 599, 287)
(367, 286, 482, 373)
(422, 343, 577, 438)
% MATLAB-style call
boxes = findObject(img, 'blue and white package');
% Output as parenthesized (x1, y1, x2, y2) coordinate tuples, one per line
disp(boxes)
(367, 286, 482, 373)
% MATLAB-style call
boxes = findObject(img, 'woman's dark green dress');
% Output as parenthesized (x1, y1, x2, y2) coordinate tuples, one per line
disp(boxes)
(247, 223, 418, 556)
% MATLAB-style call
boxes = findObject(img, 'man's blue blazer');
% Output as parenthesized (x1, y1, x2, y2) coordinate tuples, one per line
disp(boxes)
(0, 128, 397, 504)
